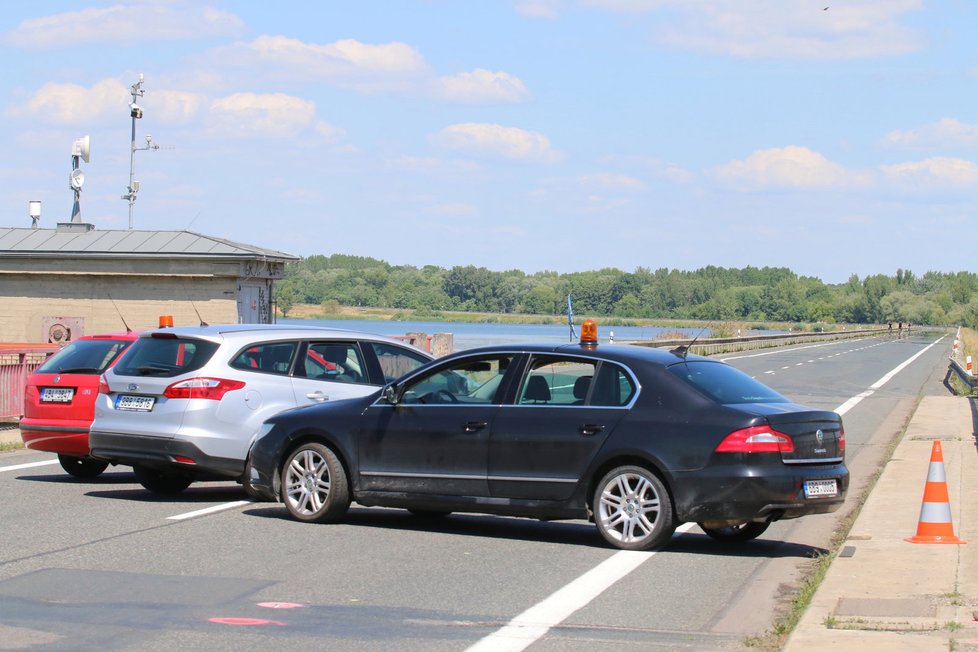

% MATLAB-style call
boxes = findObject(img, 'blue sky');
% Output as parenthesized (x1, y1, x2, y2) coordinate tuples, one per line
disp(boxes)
(1, 1, 975, 283)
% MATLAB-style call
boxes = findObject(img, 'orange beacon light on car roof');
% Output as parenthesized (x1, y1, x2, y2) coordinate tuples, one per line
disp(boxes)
(158, 315, 174, 328)
(580, 319, 598, 348)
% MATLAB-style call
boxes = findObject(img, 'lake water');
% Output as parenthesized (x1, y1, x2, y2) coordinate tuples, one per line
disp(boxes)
(278, 318, 714, 350)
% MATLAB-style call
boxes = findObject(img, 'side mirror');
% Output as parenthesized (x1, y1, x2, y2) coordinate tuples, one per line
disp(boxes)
(384, 385, 399, 405)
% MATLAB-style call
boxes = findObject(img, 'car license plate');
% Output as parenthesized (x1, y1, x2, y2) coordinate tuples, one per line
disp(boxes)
(40, 387, 74, 403)
(804, 479, 838, 498)
(116, 395, 155, 412)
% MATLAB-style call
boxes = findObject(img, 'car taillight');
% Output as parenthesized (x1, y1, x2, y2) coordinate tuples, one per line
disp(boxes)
(163, 378, 246, 400)
(838, 428, 846, 453)
(715, 425, 795, 454)
(98, 375, 110, 395)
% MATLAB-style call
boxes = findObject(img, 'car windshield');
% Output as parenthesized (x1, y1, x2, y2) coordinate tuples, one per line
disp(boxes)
(36, 339, 131, 375)
(112, 336, 218, 377)
(667, 360, 787, 404)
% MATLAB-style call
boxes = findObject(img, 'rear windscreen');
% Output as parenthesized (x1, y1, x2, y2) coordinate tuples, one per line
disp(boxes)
(37, 339, 132, 375)
(667, 360, 787, 404)
(112, 336, 218, 377)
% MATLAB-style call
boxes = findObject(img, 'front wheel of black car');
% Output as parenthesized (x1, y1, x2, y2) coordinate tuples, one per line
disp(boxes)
(281, 442, 350, 523)
(594, 465, 675, 551)
(699, 521, 770, 543)
(58, 454, 108, 478)
(133, 465, 193, 494)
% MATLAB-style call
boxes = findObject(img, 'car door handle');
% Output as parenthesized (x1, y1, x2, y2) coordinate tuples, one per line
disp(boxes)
(464, 421, 487, 433)
(306, 391, 330, 402)
(579, 424, 605, 436)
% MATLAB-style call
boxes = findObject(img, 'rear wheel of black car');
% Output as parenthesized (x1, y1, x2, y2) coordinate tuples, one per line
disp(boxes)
(698, 521, 770, 543)
(594, 465, 675, 551)
(281, 442, 350, 523)
(133, 465, 193, 494)
(58, 454, 109, 478)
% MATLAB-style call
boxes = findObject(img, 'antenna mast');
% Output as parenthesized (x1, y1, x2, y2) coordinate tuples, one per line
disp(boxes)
(122, 73, 159, 230)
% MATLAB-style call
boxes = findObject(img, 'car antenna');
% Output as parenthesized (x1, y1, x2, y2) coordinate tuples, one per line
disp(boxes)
(190, 301, 209, 327)
(106, 294, 133, 333)
(670, 322, 714, 360)
(566, 294, 577, 342)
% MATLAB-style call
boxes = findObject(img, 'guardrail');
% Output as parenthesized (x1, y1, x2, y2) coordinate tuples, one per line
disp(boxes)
(0, 344, 59, 419)
(948, 357, 977, 392)
(629, 327, 896, 357)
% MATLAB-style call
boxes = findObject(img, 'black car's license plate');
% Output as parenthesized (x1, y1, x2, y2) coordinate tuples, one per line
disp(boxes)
(804, 479, 837, 498)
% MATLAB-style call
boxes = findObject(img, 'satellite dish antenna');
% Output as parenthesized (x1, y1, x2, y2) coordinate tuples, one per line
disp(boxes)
(72, 135, 91, 163)
(69, 168, 85, 190)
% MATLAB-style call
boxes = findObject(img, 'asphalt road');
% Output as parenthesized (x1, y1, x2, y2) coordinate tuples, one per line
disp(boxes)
(0, 330, 952, 651)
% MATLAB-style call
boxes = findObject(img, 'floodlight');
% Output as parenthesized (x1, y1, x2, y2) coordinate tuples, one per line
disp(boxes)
(28, 201, 41, 218)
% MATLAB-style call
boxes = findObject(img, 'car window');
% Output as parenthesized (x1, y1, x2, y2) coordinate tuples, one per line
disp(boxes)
(37, 339, 131, 375)
(400, 355, 513, 405)
(369, 342, 430, 383)
(113, 336, 218, 377)
(230, 342, 299, 376)
(667, 360, 787, 404)
(301, 342, 367, 384)
(518, 358, 597, 406)
(591, 361, 636, 407)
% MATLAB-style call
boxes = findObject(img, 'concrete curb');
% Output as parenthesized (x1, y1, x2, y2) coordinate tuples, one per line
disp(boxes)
(785, 396, 978, 651)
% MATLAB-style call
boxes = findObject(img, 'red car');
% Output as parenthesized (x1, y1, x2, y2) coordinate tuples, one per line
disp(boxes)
(21, 331, 138, 477)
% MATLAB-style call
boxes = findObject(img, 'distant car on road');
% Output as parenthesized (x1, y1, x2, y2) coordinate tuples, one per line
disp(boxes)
(21, 331, 138, 478)
(247, 321, 849, 551)
(89, 324, 433, 494)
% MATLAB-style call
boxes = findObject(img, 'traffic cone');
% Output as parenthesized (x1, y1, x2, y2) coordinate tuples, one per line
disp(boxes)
(906, 440, 966, 544)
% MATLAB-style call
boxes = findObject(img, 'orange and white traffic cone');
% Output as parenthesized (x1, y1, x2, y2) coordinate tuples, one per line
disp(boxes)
(906, 440, 966, 544)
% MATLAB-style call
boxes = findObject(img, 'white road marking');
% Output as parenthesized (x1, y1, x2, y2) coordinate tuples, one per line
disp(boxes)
(720, 336, 878, 362)
(167, 500, 253, 521)
(833, 335, 945, 415)
(467, 523, 697, 652)
(0, 459, 59, 473)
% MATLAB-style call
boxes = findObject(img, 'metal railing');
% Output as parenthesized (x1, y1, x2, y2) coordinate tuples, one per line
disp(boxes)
(628, 327, 894, 357)
(0, 345, 59, 419)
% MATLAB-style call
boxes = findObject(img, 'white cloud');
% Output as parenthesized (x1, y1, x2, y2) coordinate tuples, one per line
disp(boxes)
(208, 92, 317, 138)
(880, 157, 978, 188)
(5, 3, 245, 48)
(884, 118, 978, 149)
(577, 172, 646, 189)
(434, 69, 529, 104)
(314, 121, 346, 144)
(152, 90, 205, 124)
(514, 0, 562, 18)
(583, 0, 925, 59)
(8, 79, 129, 124)
(435, 123, 560, 161)
(208, 36, 427, 91)
(715, 146, 865, 189)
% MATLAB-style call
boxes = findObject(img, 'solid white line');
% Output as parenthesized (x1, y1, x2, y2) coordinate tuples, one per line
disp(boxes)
(466, 523, 696, 652)
(0, 459, 59, 473)
(167, 500, 253, 521)
(833, 335, 945, 416)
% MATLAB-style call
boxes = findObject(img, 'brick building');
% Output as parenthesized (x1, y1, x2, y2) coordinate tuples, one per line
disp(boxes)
(0, 222, 298, 343)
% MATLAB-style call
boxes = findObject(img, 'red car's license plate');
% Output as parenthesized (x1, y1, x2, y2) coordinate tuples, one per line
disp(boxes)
(40, 387, 74, 403)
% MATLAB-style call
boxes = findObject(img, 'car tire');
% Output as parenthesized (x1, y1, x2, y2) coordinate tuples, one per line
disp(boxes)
(133, 465, 193, 494)
(280, 442, 350, 523)
(58, 454, 109, 478)
(593, 465, 675, 551)
(698, 521, 770, 543)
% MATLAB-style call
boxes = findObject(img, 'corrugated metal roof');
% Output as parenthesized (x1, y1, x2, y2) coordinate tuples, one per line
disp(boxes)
(0, 226, 299, 261)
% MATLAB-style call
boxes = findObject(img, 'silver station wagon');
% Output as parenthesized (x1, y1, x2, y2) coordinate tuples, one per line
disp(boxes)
(89, 324, 432, 493)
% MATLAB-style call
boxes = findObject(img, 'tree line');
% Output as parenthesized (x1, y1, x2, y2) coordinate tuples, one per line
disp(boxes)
(275, 254, 978, 329)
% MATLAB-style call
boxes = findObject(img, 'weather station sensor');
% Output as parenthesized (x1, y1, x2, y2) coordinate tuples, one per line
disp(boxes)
(122, 73, 162, 229)
(28, 200, 41, 229)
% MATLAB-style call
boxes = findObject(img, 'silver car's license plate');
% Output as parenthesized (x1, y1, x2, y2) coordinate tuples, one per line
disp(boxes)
(41, 387, 74, 403)
(116, 394, 155, 412)
(804, 479, 838, 498)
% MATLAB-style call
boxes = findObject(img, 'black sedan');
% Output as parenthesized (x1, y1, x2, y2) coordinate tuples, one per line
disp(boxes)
(246, 325, 848, 550)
